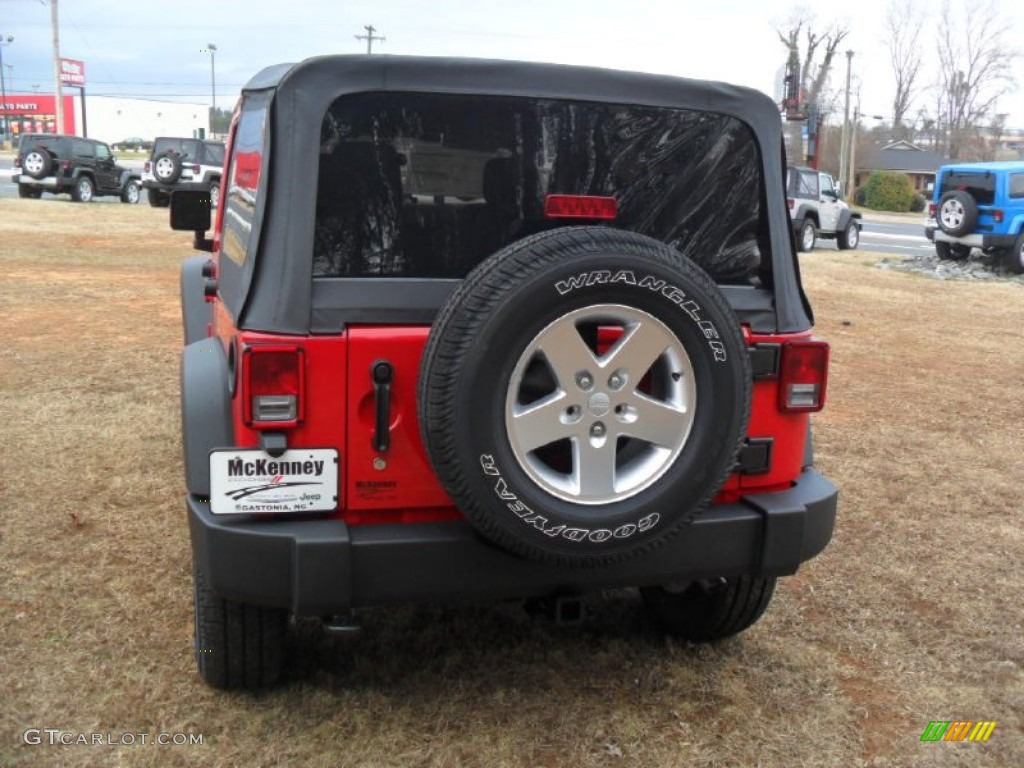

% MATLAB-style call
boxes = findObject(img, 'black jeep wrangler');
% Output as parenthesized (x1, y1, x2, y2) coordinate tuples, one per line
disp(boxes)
(172, 56, 838, 690)
(13, 133, 141, 203)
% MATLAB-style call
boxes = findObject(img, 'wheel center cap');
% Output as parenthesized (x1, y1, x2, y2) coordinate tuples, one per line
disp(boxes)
(588, 392, 611, 417)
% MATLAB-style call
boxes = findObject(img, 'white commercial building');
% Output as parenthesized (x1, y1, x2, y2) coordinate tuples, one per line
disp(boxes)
(80, 95, 211, 145)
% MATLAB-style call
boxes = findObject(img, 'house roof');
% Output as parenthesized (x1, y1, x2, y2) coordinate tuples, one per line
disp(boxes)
(860, 141, 950, 174)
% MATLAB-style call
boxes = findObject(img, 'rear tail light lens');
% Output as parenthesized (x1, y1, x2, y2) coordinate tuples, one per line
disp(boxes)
(778, 340, 829, 412)
(993, 209, 1004, 223)
(185, 163, 200, 173)
(928, 203, 936, 217)
(243, 345, 304, 426)
(144, 161, 151, 172)
(544, 194, 617, 220)
(787, 197, 795, 210)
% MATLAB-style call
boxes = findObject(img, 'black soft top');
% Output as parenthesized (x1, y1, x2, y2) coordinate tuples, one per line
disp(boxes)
(232, 55, 811, 334)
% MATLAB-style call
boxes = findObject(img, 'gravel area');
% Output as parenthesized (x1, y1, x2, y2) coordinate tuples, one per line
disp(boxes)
(877, 248, 1024, 283)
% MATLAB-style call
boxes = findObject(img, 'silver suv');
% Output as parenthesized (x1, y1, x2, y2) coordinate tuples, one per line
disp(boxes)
(786, 166, 862, 252)
(141, 137, 224, 208)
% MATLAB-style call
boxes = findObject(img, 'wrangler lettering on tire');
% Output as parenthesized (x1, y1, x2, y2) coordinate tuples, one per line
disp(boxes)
(419, 227, 751, 566)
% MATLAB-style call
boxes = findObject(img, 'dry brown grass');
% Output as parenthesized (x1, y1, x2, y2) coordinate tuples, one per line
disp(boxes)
(0, 197, 1021, 767)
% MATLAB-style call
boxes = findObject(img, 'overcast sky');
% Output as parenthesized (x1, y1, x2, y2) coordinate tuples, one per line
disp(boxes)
(1, 0, 1022, 128)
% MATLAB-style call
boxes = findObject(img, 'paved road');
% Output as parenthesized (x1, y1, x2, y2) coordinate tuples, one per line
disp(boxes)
(0, 155, 936, 257)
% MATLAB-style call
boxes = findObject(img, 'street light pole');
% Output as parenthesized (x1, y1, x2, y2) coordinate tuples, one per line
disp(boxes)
(0, 35, 12, 146)
(208, 43, 217, 136)
(839, 50, 853, 196)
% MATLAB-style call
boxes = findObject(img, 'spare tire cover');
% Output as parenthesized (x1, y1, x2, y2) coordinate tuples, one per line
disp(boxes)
(418, 227, 751, 566)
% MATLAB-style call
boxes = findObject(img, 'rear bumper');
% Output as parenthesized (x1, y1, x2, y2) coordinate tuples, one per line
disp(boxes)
(925, 224, 1016, 249)
(189, 469, 838, 616)
(141, 179, 209, 192)
(16, 175, 69, 192)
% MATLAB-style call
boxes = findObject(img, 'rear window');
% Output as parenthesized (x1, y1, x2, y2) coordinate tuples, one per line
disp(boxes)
(202, 142, 225, 166)
(939, 171, 996, 206)
(314, 92, 767, 284)
(154, 138, 204, 160)
(787, 169, 818, 198)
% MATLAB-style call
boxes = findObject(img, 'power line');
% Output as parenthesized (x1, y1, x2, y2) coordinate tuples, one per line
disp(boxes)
(354, 25, 385, 55)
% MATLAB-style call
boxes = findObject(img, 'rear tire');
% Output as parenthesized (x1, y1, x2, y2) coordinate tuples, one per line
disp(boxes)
(1003, 234, 1024, 275)
(935, 242, 970, 261)
(797, 219, 817, 252)
(70, 175, 95, 203)
(148, 189, 170, 208)
(193, 566, 287, 690)
(642, 575, 776, 642)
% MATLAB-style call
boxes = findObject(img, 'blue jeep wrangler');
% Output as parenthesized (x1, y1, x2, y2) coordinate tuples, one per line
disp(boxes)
(925, 161, 1024, 274)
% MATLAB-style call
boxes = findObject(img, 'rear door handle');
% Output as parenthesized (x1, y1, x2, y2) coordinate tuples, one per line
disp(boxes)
(371, 360, 393, 452)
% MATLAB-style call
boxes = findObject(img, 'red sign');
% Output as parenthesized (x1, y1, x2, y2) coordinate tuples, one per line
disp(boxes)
(0, 94, 77, 134)
(59, 58, 86, 87)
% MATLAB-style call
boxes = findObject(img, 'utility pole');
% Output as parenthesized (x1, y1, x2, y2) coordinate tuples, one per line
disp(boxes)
(0, 35, 12, 146)
(839, 50, 853, 196)
(848, 107, 859, 200)
(355, 25, 385, 54)
(51, 0, 64, 134)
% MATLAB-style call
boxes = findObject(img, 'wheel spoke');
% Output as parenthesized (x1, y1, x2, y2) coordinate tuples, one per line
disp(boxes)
(622, 393, 689, 447)
(574, 436, 618, 497)
(537, 321, 600, 389)
(601, 320, 674, 381)
(511, 392, 574, 452)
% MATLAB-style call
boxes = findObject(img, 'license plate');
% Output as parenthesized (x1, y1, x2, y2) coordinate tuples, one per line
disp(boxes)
(209, 448, 338, 515)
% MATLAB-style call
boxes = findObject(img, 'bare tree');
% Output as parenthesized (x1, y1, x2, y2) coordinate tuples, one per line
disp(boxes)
(884, 0, 925, 136)
(776, 7, 849, 161)
(936, 0, 1018, 159)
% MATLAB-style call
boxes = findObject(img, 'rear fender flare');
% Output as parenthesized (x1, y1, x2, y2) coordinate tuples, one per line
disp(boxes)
(181, 338, 233, 496)
(181, 256, 214, 346)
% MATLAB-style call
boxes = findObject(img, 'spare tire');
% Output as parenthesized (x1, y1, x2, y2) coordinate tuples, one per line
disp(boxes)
(23, 148, 53, 180)
(937, 190, 977, 237)
(152, 151, 183, 185)
(418, 227, 751, 567)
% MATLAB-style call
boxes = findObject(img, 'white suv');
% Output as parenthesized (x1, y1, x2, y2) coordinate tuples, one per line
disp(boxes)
(786, 166, 862, 252)
(141, 137, 224, 208)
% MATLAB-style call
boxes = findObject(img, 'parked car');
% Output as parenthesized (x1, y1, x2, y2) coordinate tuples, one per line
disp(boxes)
(169, 55, 838, 690)
(924, 161, 1024, 274)
(786, 166, 862, 252)
(111, 137, 153, 152)
(12, 134, 141, 203)
(141, 137, 224, 208)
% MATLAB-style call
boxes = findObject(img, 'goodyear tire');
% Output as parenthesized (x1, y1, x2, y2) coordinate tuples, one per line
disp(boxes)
(937, 190, 977, 237)
(419, 227, 751, 566)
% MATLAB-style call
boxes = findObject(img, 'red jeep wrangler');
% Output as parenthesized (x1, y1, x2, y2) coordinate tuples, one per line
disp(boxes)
(172, 55, 838, 690)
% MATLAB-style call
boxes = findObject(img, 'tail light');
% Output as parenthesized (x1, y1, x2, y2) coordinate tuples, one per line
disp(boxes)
(928, 203, 936, 217)
(544, 194, 617, 220)
(185, 163, 201, 173)
(787, 197, 795, 210)
(778, 340, 829, 413)
(144, 161, 151, 172)
(243, 345, 304, 427)
(993, 209, 1004, 223)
